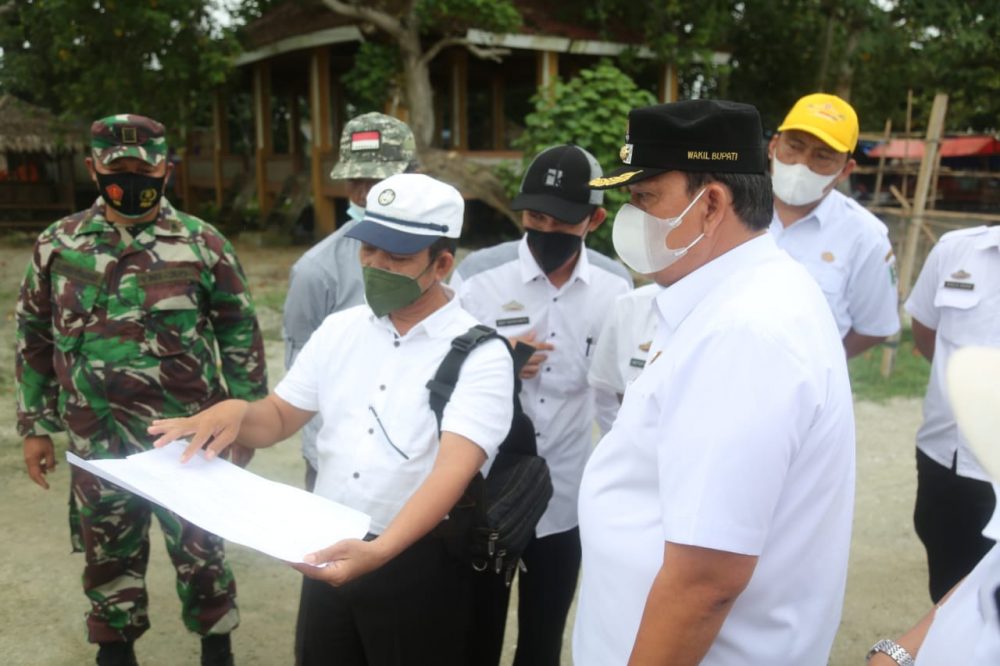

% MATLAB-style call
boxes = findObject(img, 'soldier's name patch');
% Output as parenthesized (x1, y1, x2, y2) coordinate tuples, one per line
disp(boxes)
(52, 257, 103, 286)
(137, 267, 198, 286)
(496, 316, 530, 327)
(687, 150, 739, 161)
(944, 280, 974, 291)
(351, 131, 381, 152)
(629, 358, 647, 368)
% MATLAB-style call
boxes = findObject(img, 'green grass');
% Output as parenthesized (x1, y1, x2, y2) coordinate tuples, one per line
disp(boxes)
(253, 289, 287, 314)
(848, 327, 930, 402)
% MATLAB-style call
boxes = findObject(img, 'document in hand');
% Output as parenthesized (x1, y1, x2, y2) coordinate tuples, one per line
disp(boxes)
(67, 441, 372, 564)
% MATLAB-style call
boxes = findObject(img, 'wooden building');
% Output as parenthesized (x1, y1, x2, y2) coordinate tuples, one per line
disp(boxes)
(184, 1, 725, 236)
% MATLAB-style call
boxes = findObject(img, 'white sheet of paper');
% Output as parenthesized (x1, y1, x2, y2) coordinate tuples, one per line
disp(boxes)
(67, 441, 372, 564)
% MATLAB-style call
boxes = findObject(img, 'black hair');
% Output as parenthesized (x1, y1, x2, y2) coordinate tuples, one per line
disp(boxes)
(684, 171, 773, 231)
(428, 236, 457, 260)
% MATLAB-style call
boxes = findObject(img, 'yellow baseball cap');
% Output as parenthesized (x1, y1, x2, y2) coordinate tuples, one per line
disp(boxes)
(777, 93, 858, 154)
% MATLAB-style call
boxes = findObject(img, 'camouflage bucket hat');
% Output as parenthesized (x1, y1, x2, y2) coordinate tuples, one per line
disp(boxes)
(90, 114, 168, 166)
(329, 112, 416, 181)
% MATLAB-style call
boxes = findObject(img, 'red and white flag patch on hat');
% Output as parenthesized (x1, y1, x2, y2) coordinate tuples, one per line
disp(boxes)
(351, 131, 381, 152)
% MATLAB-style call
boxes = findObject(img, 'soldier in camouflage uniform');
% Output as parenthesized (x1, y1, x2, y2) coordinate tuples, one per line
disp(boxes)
(16, 114, 268, 666)
(283, 112, 417, 491)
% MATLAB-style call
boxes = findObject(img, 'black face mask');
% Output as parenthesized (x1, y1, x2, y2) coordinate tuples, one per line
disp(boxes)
(95, 171, 166, 219)
(525, 229, 584, 274)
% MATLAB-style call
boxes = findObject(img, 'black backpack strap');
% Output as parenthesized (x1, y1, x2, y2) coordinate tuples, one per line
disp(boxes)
(428, 324, 507, 430)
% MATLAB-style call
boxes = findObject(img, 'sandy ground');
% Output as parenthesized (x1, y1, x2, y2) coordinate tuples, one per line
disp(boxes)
(0, 241, 933, 665)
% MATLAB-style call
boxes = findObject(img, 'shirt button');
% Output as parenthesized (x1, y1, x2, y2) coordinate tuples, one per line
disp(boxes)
(545, 367, 551, 372)
(353, 472, 360, 479)
(535, 431, 541, 437)
(380, 385, 386, 391)
(550, 332, 556, 337)
(552, 297, 558, 302)
(368, 428, 374, 434)
(393, 341, 400, 348)
(540, 398, 545, 403)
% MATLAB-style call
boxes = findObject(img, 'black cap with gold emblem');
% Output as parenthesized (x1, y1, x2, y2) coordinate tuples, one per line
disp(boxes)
(590, 100, 767, 190)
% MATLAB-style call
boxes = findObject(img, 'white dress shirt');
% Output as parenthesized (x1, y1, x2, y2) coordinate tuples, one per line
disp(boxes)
(916, 487, 1000, 665)
(588, 283, 661, 398)
(770, 188, 900, 338)
(275, 294, 514, 534)
(905, 225, 1000, 481)
(451, 237, 632, 537)
(574, 233, 855, 666)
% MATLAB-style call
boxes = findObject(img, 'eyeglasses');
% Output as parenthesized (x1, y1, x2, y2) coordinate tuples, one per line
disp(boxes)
(368, 405, 410, 460)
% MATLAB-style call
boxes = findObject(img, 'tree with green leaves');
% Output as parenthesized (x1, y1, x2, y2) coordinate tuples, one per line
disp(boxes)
(0, 0, 238, 143)
(320, 0, 521, 150)
(513, 60, 657, 255)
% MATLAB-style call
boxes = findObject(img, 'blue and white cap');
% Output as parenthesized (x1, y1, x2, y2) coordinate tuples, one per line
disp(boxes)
(346, 173, 463, 254)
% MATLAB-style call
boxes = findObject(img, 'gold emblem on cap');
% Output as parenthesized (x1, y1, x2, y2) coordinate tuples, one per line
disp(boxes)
(121, 127, 138, 144)
(377, 189, 395, 206)
(951, 269, 971, 280)
(502, 300, 525, 312)
(620, 144, 634, 164)
(821, 251, 835, 263)
(638, 341, 651, 352)
(589, 170, 643, 188)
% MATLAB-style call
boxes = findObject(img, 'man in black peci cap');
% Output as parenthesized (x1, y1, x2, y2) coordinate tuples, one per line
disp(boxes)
(573, 100, 856, 666)
(451, 145, 632, 666)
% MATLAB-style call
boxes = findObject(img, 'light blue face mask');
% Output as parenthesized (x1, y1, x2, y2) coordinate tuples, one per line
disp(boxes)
(347, 201, 365, 222)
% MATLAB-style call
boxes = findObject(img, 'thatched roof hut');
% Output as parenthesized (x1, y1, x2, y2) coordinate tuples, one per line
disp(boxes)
(0, 95, 87, 154)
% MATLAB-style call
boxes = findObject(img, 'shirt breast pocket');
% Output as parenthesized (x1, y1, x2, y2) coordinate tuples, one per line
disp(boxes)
(51, 274, 101, 352)
(143, 282, 203, 357)
(934, 287, 996, 346)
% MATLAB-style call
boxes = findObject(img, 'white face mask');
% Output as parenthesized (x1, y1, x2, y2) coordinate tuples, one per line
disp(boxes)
(347, 200, 365, 222)
(771, 156, 839, 206)
(612, 188, 707, 274)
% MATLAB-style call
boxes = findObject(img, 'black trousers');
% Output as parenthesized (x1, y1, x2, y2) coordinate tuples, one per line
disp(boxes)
(467, 527, 581, 666)
(294, 533, 473, 666)
(914, 448, 996, 602)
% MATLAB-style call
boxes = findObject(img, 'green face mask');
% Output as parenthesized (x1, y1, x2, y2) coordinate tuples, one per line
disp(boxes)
(362, 261, 434, 317)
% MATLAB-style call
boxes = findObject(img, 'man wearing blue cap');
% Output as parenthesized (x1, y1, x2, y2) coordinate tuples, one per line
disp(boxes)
(149, 174, 514, 666)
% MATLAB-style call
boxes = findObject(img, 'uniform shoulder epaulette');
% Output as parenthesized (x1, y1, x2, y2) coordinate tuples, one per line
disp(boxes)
(939, 226, 988, 243)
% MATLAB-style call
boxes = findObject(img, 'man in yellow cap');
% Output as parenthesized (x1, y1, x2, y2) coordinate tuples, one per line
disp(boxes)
(768, 93, 899, 358)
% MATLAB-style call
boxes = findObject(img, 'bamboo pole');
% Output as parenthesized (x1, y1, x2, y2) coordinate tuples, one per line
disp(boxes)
(880, 93, 948, 378)
(901, 89, 913, 201)
(872, 118, 892, 205)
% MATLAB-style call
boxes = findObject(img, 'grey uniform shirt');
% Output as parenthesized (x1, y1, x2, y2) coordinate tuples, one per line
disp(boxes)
(283, 218, 365, 468)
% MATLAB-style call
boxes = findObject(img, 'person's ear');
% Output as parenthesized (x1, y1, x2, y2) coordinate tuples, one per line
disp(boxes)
(586, 207, 607, 234)
(767, 134, 780, 162)
(432, 249, 454, 280)
(833, 157, 856, 188)
(85, 157, 97, 183)
(701, 183, 729, 238)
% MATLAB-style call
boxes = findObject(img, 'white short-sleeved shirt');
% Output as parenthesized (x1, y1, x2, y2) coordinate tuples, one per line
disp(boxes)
(574, 234, 855, 666)
(588, 283, 661, 398)
(916, 487, 1000, 665)
(905, 225, 1000, 481)
(282, 219, 365, 468)
(275, 294, 514, 533)
(451, 237, 632, 537)
(770, 189, 900, 338)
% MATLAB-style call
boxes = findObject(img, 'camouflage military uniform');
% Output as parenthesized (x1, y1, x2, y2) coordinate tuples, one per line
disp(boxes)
(16, 178, 268, 642)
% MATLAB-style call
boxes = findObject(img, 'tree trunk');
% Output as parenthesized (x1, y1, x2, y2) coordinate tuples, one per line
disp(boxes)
(815, 10, 836, 91)
(834, 28, 861, 101)
(400, 35, 436, 151)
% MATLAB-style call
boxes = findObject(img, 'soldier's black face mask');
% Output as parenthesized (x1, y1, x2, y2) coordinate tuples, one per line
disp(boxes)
(95, 171, 167, 219)
(525, 228, 584, 274)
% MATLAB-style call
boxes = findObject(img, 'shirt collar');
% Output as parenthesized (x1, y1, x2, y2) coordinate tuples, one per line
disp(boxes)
(771, 188, 839, 232)
(369, 285, 462, 340)
(74, 197, 185, 238)
(655, 233, 776, 334)
(516, 234, 592, 285)
(974, 226, 1000, 251)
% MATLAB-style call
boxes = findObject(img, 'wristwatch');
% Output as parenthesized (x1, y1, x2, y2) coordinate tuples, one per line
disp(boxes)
(866, 639, 916, 666)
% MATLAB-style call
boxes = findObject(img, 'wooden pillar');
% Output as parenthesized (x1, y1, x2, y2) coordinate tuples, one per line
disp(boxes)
(451, 50, 468, 150)
(289, 92, 303, 173)
(492, 74, 505, 150)
(310, 47, 335, 237)
(536, 51, 559, 94)
(659, 63, 679, 103)
(60, 154, 75, 211)
(211, 90, 226, 210)
(252, 61, 273, 216)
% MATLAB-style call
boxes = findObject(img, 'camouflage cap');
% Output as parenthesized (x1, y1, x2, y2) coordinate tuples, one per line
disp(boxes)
(329, 112, 416, 181)
(90, 114, 168, 167)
